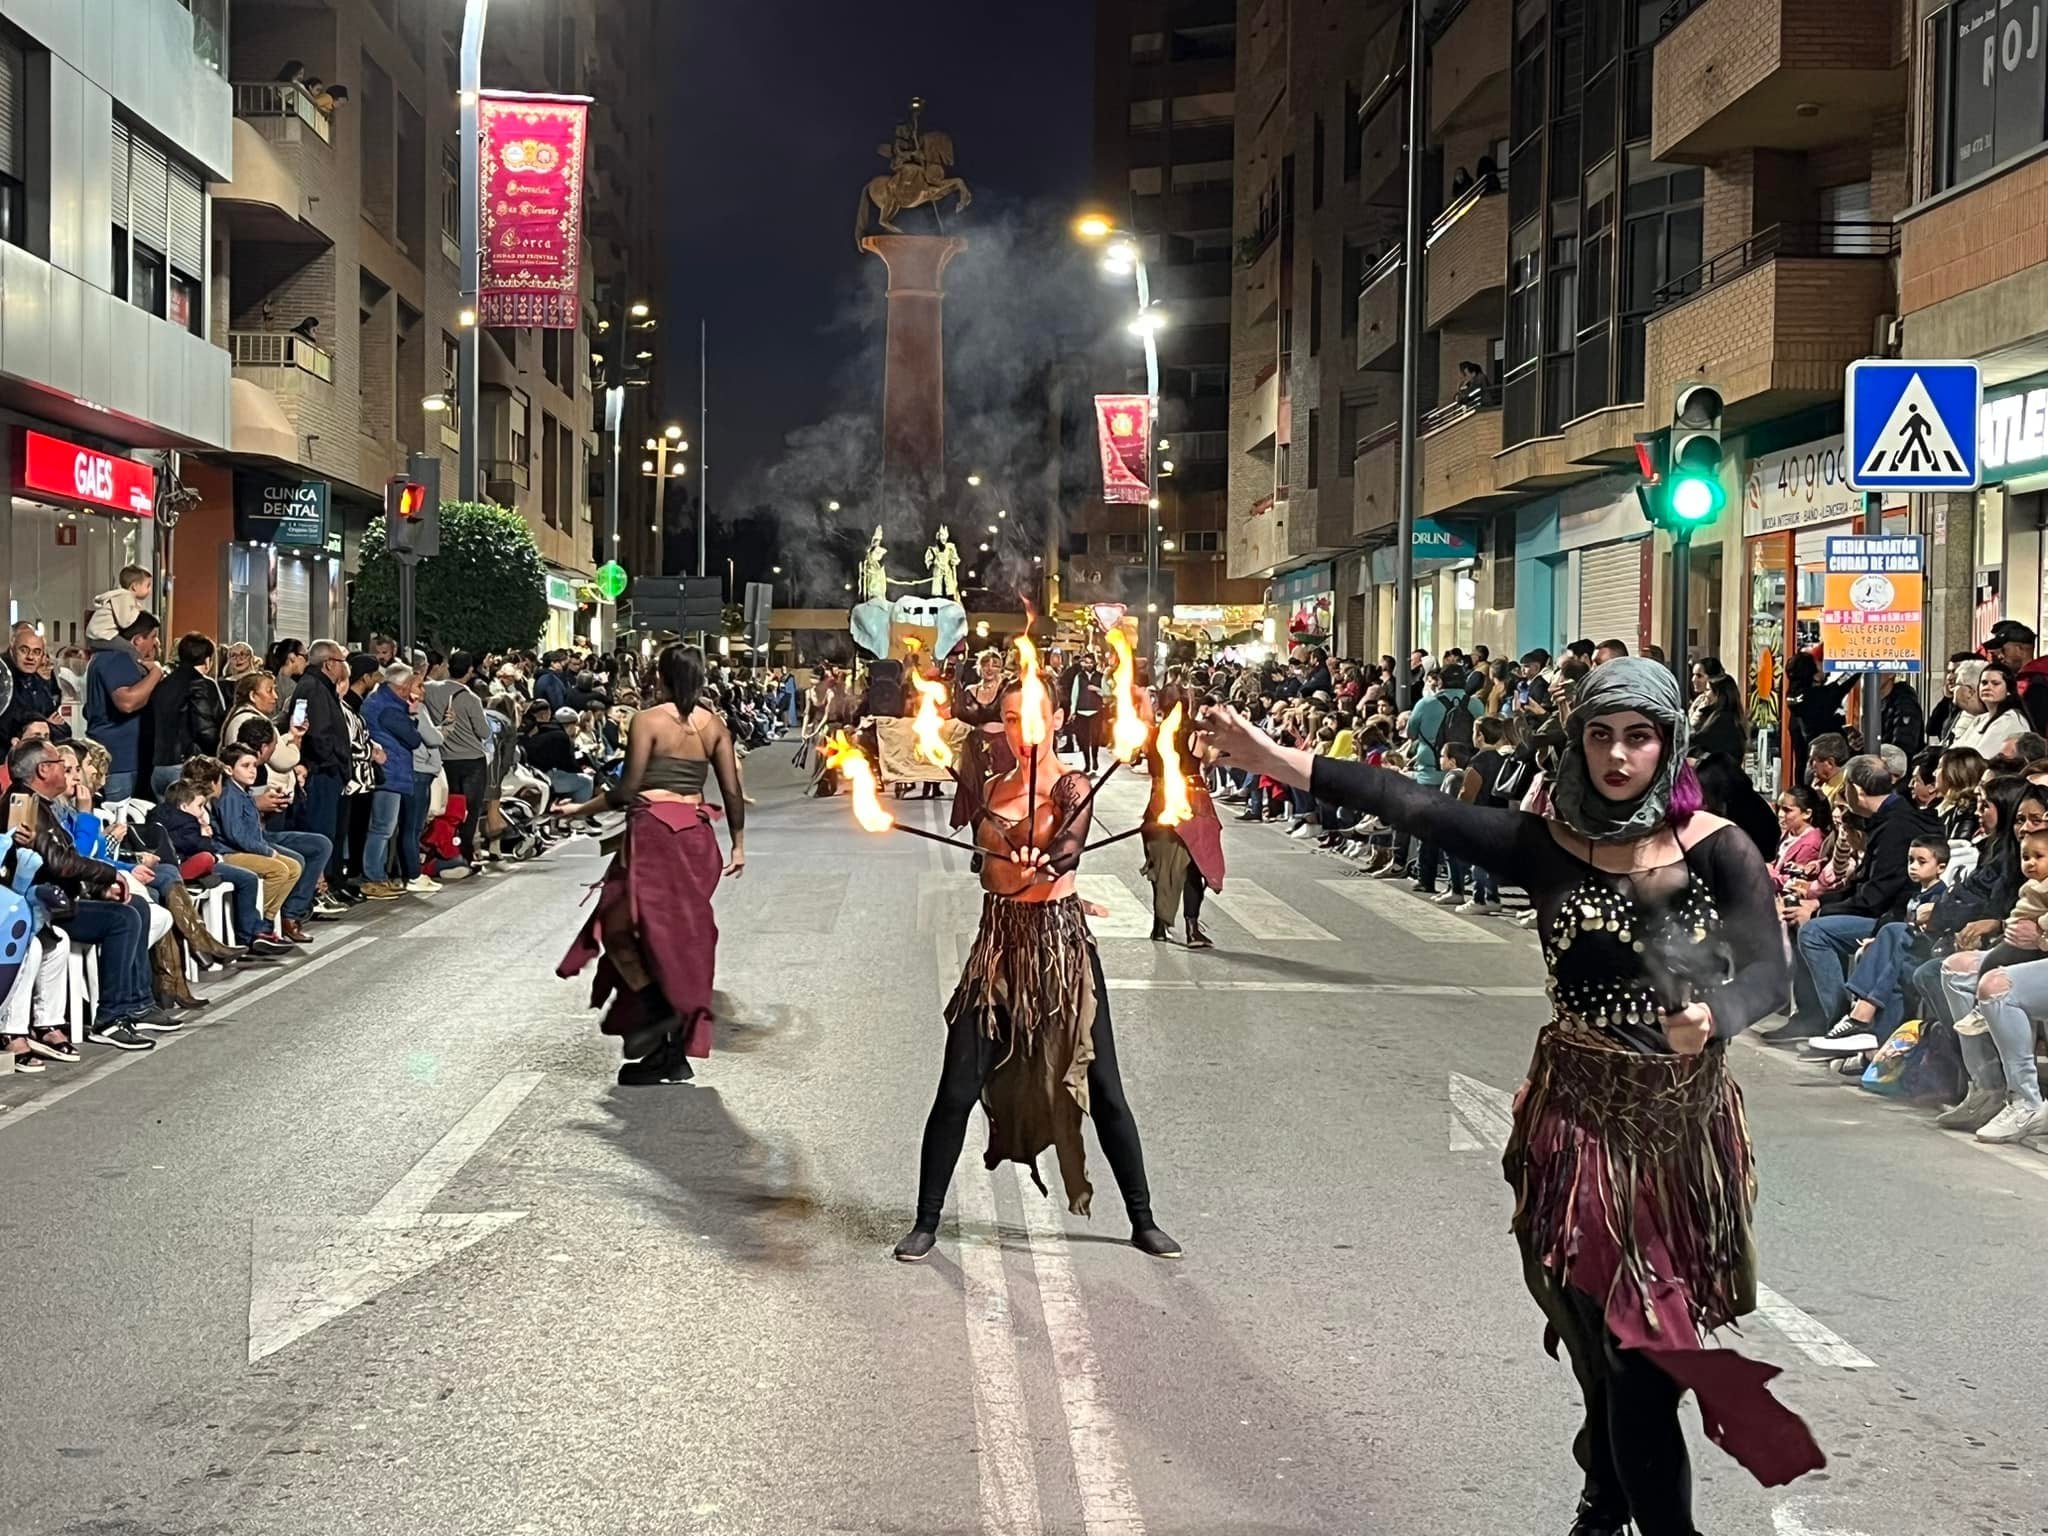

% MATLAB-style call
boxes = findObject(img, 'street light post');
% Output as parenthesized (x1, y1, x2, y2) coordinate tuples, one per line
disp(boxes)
(645, 424, 687, 564)
(456, 0, 490, 504)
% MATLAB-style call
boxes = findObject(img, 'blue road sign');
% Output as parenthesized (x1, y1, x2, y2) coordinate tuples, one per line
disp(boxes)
(1846, 359, 1982, 492)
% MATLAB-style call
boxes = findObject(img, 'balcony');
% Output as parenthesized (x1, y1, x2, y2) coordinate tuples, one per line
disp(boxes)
(212, 117, 327, 243)
(232, 81, 331, 146)
(1356, 249, 1402, 371)
(1425, 186, 1507, 330)
(1239, 224, 1281, 325)
(1645, 222, 1895, 428)
(485, 459, 531, 504)
(1428, 0, 1509, 137)
(1352, 389, 1508, 537)
(1238, 362, 1281, 454)
(1651, 0, 1901, 162)
(230, 330, 334, 383)
(1357, 81, 1407, 208)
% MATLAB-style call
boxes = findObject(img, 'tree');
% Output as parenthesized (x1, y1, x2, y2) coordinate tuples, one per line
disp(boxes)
(353, 500, 549, 653)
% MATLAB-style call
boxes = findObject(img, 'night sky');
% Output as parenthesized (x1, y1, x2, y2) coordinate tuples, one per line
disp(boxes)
(659, 1, 1098, 543)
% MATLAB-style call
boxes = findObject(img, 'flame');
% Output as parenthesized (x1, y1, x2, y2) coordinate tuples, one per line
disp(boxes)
(1104, 627, 1149, 764)
(1155, 703, 1192, 826)
(1015, 636, 1049, 748)
(824, 732, 896, 833)
(909, 673, 955, 767)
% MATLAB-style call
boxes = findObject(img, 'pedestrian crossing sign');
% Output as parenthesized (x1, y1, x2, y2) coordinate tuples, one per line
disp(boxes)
(1846, 359, 1981, 492)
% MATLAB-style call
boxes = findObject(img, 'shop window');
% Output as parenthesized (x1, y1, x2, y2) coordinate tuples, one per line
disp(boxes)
(1929, 0, 2048, 190)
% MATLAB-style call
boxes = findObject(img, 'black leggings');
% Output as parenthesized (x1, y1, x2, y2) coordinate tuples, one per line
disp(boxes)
(1558, 1285, 1695, 1536)
(914, 947, 1154, 1231)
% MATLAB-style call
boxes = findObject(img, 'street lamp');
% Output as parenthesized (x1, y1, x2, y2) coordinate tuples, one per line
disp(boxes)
(456, 0, 494, 502)
(1073, 210, 1163, 658)
(966, 473, 983, 488)
(826, 499, 841, 512)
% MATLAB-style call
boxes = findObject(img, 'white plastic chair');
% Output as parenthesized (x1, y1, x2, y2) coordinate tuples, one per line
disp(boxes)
(63, 944, 99, 1045)
(100, 798, 155, 827)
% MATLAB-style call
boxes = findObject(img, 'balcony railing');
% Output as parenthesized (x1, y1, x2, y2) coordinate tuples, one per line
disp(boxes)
(1360, 246, 1402, 291)
(229, 330, 334, 383)
(1658, 0, 1708, 35)
(232, 81, 331, 144)
(485, 458, 531, 491)
(1651, 221, 1897, 313)
(1354, 383, 1501, 462)
(1426, 181, 1505, 248)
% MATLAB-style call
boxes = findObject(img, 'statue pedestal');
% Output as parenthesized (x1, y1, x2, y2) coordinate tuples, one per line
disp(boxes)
(861, 234, 966, 498)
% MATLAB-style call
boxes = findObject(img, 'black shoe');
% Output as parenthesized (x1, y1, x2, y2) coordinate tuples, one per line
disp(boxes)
(1185, 922, 1214, 951)
(617, 1041, 694, 1086)
(248, 937, 296, 958)
(1567, 1494, 1632, 1536)
(893, 1227, 938, 1263)
(1150, 922, 1170, 942)
(1131, 1225, 1183, 1259)
(87, 1020, 157, 1052)
(168, 994, 209, 1013)
(337, 885, 368, 906)
(132, 1007, 183, 1032)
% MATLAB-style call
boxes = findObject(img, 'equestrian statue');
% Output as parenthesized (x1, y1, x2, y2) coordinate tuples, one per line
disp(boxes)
(856, 97, 972, 249)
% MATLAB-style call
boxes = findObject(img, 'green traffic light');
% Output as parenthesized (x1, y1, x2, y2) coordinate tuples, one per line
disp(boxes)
(1669, 473, 1724, 524)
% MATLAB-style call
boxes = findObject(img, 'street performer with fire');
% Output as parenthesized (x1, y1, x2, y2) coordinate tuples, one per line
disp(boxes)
(1141, 665, 1223, 948)
(831, 640, 1179, 1265)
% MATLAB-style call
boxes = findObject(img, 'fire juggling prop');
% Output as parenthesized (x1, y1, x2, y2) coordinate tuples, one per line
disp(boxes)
(908, 672, 955, 769)
(823, 733, 964, 849)
(1105, 628, 1150, 766)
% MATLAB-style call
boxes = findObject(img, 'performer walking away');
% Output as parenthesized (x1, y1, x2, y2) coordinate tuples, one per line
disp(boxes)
(949, 648, 1012, 834)
(1197, 658, 1820, 1536)
(556, 644, 745, 1087)
(896, 680, 1179, 1264)
(1143, 680, 1223, 948)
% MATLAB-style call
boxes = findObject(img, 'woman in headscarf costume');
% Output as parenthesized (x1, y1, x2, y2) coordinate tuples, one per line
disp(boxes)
(949, 649, 1013, 834)
(1142, 678, 1224, 948)
(894, 677, 1179, 1266)
(1196, 657, 1820, 1536)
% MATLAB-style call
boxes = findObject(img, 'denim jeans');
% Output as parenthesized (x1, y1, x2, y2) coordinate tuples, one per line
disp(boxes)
(101, 770, 137, 804)
(149, 764, 184, 800)
(1842, 921, 1927, 1042)
(1791, 914, 1879, 1033)
(269, 831, 332, 919)
(1471, 864, 1500, 903)
(546, 769, 594, 804)
(211, 861, 261, 945)
(364, 789, 404, 883)
(401, 782, 432, 882)
(56, 898, 152, 1023)
(1956, 955, 2048, 1107)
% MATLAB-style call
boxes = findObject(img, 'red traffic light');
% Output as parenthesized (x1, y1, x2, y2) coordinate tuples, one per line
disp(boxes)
(395, 481, 427, 518)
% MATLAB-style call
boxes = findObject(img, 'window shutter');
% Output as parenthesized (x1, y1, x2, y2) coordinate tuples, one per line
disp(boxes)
(0, 41, 22, 182)
(111, 119, 131, 229)
(131, 134, 169, 253)
(166, 162, 204, 275)
(1577, 540, 1642, 646)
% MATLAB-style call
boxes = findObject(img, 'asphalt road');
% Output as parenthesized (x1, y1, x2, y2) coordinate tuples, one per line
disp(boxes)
(1, 749, 2043, 1536)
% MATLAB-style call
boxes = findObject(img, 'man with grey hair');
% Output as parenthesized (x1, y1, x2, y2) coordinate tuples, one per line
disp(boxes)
(1779, 752, 1943, 1045)
(298, 639, 355, 905)
(1877, 742, 1909, 786)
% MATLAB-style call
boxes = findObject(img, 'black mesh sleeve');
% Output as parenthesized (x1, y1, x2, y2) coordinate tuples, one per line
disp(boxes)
(1045, 770, 1093, 877)
(1695, 828, 1793, 1039)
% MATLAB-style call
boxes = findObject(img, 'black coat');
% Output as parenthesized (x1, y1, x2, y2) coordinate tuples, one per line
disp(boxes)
(298, 672, 352, 777)
(0, 660, 59, 743)
(150, 665, 226, 766)
(1819, 794, 1943, 924)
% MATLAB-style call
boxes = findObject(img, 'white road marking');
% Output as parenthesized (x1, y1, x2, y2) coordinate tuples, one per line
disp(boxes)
(1208, 878, 1337, 941)
(1772, 1496, 1874, 1535)
(1019, 1187, 1150, 1535)
(0, 936, 376, 1133)
(1448, 1070, 1877, 1370)
(368, 1071, 544, 1218)
(1105, 979, 1543, 996)
(1318, 879, 1507, 943)
(956, 1167, 1046, 1536)
(1751, 1286, 1877, 1369)
(1077, 872, 1154, 939)
(248, 1070, 541, 1362)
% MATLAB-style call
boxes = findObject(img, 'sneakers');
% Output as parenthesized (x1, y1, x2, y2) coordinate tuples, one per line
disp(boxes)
(1952, 1009, 1990, 1037)
(361, 881, 406, 901)
(1806, 1016, 1880, 1055)
(132, 1008, 184, 1033)
(1433, 890, 1466, 906)
(87, 1020, 157, 1052)
(1934, 1084, 2004, 1130)
(1975, 1098, 2048, 1143)
(407, 876, 442, 894)
(312, 893, 349, 919)
(1287, 822, 1318, 840)
(1456, 898, 1502, 915)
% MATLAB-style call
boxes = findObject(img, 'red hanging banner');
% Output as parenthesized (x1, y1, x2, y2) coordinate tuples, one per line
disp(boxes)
(477, 92, 590, 329)
(1094, 394, 1153, 505)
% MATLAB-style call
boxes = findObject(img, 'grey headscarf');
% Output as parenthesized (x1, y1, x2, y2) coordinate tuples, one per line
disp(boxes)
(1549, 656, 1691, 842)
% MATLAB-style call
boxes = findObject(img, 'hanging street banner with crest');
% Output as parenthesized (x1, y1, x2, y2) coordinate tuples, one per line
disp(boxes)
(1094, 394, 1153, 504)
(478, 92, 591, 328)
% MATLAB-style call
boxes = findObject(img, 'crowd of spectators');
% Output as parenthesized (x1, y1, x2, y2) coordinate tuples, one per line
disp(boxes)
(0, 612, 792, 1072)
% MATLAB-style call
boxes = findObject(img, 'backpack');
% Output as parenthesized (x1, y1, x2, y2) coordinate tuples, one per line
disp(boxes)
(1428, 690, 1475, 757)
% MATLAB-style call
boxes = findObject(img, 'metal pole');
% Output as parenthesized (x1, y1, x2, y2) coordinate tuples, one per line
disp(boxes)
(397, 555, 417, 657)
(653, 441, 669, 563)
(697, 320, 709, 655)
(457, 0, 489, 504)
(1134, 254, 1160, 667)
(1669, 528, 1691, 681)
(1393, 0, 1426, 710)
(1860, 490, 1883, 749)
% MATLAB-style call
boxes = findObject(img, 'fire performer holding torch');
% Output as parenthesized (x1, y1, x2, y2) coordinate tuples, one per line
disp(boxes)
(1138, 659, 1224, 948)
(841, 643, 1180, 1264)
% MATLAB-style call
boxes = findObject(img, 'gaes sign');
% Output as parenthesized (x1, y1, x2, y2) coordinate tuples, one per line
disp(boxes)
(18, 430, 156, 516)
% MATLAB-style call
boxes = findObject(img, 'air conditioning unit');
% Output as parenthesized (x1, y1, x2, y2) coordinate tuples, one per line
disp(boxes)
(1873, 313, 1901, 357)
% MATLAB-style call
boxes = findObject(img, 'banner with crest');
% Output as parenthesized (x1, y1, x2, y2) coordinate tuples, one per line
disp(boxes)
(1094, 394, 1153, 504)
(478, 92, 590, 328)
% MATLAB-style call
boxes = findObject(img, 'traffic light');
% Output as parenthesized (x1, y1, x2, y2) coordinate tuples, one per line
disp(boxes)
(1667, 382, 1726, 527)
(385, 475, 429, 555)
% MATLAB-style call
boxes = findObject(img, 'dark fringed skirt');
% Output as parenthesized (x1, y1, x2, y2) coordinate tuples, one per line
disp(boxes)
(946, 893, 1098, 1214)
(1505, 1021, 1825, 1487)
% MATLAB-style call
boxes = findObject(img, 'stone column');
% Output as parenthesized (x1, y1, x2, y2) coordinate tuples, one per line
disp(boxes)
(861, 234, 967, 499)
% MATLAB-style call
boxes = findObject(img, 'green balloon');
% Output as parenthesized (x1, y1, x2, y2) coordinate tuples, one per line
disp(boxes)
(595, 562, 629, 600)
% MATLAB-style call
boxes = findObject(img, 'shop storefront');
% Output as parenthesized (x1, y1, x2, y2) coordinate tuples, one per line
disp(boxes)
(1161, 602, 1264, 654)
(226, 471, 344, 649)
(1370, 517, 1482, 659)
(1513, 475, 1651, 658)
(1739, 434, 1908, 784)
(1268, 562, 1334, 656)
(1968, 371, 2048, 646)
(544, 572, 579, 650)
(4, 428, 158, 645)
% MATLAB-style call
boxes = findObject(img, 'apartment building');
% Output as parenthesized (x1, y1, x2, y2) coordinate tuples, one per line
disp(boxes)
(163, 0, 655, 653)
(1085, 0, 1266, 646)
(0, 0, 233, 643)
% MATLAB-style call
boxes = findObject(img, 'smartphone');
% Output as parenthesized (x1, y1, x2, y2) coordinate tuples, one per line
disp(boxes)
(6, 797, 37, 835)
(291, 698, 309, 729)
